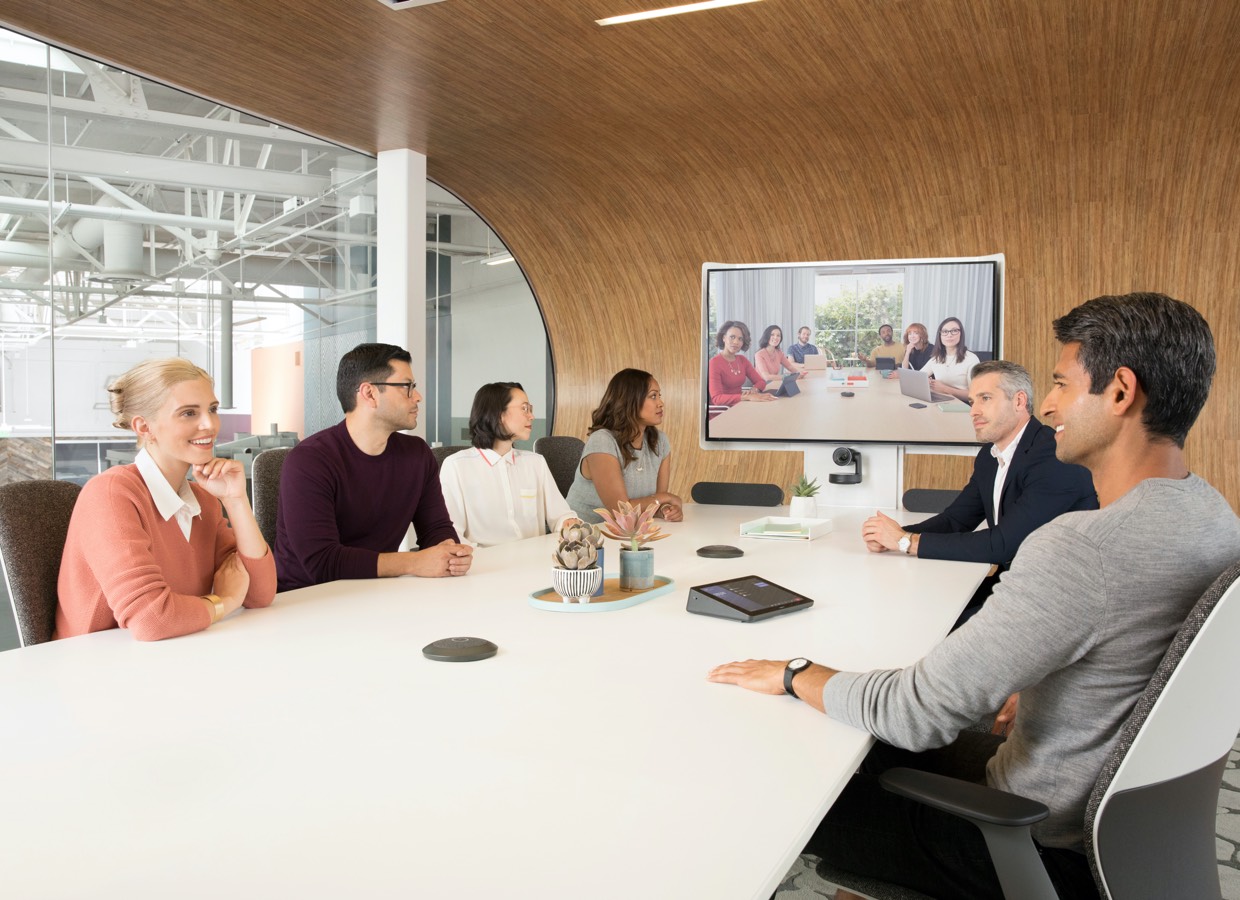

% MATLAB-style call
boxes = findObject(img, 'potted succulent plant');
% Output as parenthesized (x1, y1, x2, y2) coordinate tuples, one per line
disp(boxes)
(595, 500, 668, 592)
(788, 474, 821, 519)
(550, 521, 603, 603)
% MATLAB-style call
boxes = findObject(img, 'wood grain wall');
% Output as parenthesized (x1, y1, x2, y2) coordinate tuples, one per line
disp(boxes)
(3, 0, 1236, 509)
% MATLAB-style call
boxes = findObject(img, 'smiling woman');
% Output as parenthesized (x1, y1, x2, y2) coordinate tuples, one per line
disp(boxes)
(54, 358, 276, 641)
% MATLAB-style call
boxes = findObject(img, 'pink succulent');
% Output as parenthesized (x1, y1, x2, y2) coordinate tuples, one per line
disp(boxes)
(594, 500, 669, 552)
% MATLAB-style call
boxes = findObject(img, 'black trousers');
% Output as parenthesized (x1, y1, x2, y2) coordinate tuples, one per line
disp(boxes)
(806, 732, 1099, 899)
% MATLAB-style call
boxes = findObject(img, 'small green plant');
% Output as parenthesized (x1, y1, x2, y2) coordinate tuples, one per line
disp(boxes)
(551, 521, 601, 569)
(594, 500, 669, 552)
(790, 475, 822, 498)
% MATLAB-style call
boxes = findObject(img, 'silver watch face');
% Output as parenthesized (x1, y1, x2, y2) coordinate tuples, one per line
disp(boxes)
(790, 657, 810, 671)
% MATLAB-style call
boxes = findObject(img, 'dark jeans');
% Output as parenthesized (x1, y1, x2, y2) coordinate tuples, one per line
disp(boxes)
(807, 733, 1099, 899)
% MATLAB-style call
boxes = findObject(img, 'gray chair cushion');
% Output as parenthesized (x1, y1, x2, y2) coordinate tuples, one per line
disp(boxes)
(251, 447, 291, 549)
(0, 479, 82, 646)
(902, 488, 959, 514)
(690, 481, 783, 506)
(534, 436, 584, 499)
(431, 445, 471, 467)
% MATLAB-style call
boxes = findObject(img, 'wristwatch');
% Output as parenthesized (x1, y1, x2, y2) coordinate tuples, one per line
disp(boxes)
(898, 533, 912, 555)
(784, 657, 812, 699)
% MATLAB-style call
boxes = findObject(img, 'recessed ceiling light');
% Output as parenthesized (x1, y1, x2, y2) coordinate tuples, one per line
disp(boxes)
(596, 0, 763, 27)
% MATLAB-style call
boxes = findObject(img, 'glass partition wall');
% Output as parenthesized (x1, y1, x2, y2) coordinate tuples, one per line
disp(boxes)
(0, 27, 549, 648)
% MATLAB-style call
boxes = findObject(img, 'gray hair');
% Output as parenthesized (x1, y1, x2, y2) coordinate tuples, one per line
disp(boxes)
(971, 359, 1034, 411)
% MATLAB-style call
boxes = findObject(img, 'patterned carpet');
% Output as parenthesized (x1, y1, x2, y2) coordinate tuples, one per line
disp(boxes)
(776, 735, 1240, 899)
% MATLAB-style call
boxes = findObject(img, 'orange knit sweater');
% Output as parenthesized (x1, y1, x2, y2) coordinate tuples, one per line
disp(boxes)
(55, 464, 276, 641)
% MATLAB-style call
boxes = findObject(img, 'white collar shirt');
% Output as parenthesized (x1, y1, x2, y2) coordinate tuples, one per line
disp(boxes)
(134, 447, 201, 541)
(438, 447, 574, 548)
(989, 421, 1029, 525)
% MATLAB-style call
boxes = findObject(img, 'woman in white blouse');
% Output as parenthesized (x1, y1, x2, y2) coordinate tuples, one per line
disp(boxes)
(439, 382, 578, 547)
(926, 316, 981, 402)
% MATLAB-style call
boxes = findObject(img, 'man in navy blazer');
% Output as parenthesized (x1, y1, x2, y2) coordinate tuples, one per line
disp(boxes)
(862, 359, 1097, 619)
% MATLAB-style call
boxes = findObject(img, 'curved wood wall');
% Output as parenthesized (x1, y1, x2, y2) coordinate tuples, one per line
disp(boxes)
(5, 0, 1237, 509)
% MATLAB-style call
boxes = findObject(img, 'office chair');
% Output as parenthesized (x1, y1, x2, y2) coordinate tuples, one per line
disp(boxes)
(251, 447, 292, 549)
(0, 479, 82, 647)
(431, 445, 470, 467)
(533, 436, 584, 498)
(811, 560, 1240, 899)
(901, 488, 959, 514)
(690, 482, 783, 507)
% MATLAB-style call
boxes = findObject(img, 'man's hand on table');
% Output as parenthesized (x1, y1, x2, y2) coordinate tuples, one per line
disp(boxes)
(708, 659, 836, 713)
(861, 510, 915, 554)
(406, 541, 474, 577)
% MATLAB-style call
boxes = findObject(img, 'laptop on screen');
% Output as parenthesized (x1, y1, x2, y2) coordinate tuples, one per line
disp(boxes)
(773, 372, 801, 397)
(874, 356, 896, 371)
(898, 367, 954, 403)
(802, 354, 827, 371)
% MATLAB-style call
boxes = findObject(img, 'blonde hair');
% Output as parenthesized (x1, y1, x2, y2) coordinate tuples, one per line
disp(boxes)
(109, 358, 212, 441)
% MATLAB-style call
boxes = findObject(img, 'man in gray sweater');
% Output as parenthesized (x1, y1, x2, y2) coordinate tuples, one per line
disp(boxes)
(710, 292, 1240, 898)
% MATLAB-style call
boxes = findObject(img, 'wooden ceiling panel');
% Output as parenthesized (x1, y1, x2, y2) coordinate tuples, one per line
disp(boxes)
(3, 0, 1238, 509)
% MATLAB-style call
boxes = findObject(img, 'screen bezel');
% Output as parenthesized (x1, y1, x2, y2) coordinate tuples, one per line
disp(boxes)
(690, 575, 814, 615)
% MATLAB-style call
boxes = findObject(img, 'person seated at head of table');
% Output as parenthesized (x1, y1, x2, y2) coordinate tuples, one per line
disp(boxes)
(786, 325, 820, 365)
(856, 323, 906, 369)
(900, 322, 935, 371)
(926, 316, 981, 402)
(708, 320, 776, 406)
(754, 325, 807, 382)
(439, 382, 580, 547)
(55, 358, 276, 641)
(565, 368, 683, 525)
(274, 342, 473, 592)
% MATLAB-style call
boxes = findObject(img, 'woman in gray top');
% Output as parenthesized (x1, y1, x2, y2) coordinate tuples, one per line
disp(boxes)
(564, 368, 683, 525)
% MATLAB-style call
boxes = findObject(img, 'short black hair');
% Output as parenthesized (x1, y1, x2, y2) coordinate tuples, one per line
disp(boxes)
(758, 324, 783, 349)
(715, 320, 751, 351)
(470, 382, 523, 449)
(1052, 292, 1215, 448)
(336, 343, 412, 413)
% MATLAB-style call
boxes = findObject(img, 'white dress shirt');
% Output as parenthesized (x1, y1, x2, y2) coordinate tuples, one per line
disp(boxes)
(989, 421, 1029, 525)
(439, 447, 575, 547)
(133, 447, 201, 541)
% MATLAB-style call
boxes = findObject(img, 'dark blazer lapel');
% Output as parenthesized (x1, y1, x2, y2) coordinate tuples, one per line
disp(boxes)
(996, 418, 1044, 521)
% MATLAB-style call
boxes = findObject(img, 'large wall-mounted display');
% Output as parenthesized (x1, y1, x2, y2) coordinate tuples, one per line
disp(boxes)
(701, 255, 1003, 450)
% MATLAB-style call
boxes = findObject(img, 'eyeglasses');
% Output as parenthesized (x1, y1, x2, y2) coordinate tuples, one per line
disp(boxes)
(510, 403, 535, 415)
(940, 328, 962, 336)
(369, 381, 416, 397)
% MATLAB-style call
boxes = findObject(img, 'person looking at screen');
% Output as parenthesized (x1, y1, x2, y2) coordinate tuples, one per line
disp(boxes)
(926, 316, 980, 401)
(900, 322, 935, 371)
(439, 382, 578, 547)
(786, 326, 820, 365)
(565, 368, 683, 525)
(56, 358, 276, 640)
(857, 323, 905, 368)
(708, 320, 776, 406)
(754, 325, 807, 382)
(710, 291, 1239, 900)
(274, 342, 473, 591)
(861, 360, 1097, 625)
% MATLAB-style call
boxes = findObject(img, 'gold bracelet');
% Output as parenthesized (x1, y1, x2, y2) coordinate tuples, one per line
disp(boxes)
(205, 594, 225, 624)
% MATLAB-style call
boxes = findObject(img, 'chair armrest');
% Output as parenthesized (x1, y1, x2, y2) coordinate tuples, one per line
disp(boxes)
(880, 767, 1050, 827)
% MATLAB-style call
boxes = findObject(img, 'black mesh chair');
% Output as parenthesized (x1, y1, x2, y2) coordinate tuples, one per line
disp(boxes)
(690, 482, 783, 506)
(431, 445, 471, 467)
(810, 561, 1240, 900)
(252, 447, 292, 549)
(533, 436, 584, 498)
(0, 479, 82, 647)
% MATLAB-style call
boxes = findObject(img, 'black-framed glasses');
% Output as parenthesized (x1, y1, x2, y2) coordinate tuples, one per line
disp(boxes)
(369, 381, 416, 397)
(940, 328, 962, 336)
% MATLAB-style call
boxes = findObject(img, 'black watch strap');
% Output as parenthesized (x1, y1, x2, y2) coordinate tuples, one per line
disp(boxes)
(784, 658, 811, 699)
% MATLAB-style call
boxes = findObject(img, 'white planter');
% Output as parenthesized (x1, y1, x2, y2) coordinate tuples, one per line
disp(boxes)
(789, 496, 817, 518)
(551, 566, 603, 603)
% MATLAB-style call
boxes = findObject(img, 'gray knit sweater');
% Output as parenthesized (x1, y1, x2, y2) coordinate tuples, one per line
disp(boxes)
(823, 475, 1240, 849)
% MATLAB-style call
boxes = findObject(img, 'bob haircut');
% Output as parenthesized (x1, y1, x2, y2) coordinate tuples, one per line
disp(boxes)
(715, 320, 752, 352)
(469, 382, 524, 449)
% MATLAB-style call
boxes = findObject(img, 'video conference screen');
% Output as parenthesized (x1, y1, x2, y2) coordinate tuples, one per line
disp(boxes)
(701, 256, 1002, 448)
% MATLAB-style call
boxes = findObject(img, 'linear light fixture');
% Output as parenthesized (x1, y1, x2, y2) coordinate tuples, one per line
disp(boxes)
(482, 253, 515, 266)
(596, 0, 763, 26)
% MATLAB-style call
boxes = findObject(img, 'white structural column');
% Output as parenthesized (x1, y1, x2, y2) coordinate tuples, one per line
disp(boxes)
(377, 148, 428, 437)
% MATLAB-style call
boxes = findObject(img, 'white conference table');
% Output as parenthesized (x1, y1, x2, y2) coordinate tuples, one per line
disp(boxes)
(708, 369, 978, 444)
(0, 504, 987, 899)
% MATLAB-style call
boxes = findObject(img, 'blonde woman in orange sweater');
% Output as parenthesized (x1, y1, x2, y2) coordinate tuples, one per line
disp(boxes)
(56, 358, 276, 640)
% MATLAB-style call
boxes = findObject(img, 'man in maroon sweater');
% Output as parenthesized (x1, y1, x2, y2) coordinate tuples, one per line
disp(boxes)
(275, 343, 473, 592)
